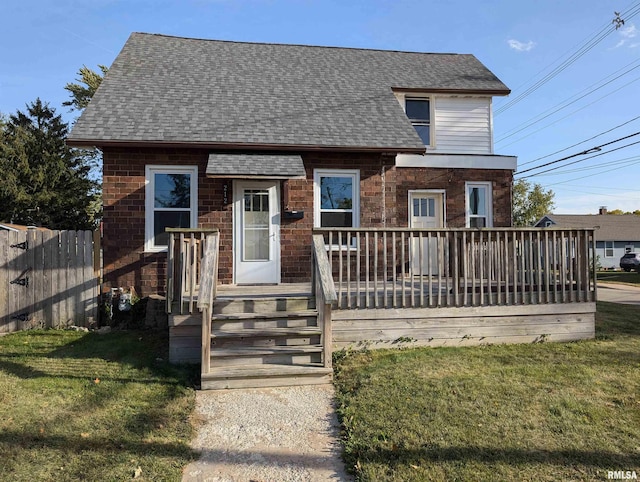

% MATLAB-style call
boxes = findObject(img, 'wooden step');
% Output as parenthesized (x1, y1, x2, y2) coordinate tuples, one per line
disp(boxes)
(212, 326, 322, 338)
(213, 296, 315, 315)
(209, 345, 324, 366)
(211, 310, 318, 330)
(211, 309, 318, 320)
(201, 364, 333, 390)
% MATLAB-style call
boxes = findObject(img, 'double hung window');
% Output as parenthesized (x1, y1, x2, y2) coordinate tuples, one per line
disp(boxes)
(405, 97, 432, 146)
(314, 169, 360, 234)
(145, 166, 198, 251)
(465, 182, 492, 228)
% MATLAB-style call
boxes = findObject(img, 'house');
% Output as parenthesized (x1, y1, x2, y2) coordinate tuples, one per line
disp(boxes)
(67, 33, 595, 388)
(68, 32, 516, 292)
(536, 207, 640, 269)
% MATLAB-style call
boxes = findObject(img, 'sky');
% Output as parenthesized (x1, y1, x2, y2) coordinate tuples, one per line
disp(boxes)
(2, 0, 640, 215)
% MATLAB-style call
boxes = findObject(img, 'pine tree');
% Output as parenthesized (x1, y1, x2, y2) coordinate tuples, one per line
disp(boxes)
(0, 99, 99, 229)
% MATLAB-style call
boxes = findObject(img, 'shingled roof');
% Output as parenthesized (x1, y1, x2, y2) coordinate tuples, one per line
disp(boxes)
(67, 33, 510, 152)
(538, 214, 640, 241)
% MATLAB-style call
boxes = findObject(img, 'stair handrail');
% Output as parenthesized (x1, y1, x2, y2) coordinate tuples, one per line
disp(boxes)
(197, 232, 220, 374)
(312, 234, 337, 368)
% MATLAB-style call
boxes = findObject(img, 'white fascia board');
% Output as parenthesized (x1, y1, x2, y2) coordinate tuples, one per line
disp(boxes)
(396, 153, 517, 170)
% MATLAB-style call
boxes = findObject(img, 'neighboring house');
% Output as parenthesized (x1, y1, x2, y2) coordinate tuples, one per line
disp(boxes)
(67, 32, 516, 295)
(535, 207, 640, 269)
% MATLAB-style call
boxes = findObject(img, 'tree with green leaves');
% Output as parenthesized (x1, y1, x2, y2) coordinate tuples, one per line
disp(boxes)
(0, 99, 99, 229)
(512, 179, 555, 226)
(64, 65, 108, 111)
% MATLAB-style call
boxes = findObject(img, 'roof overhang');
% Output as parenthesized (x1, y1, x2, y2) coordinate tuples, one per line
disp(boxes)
(206, 153, 307, 179)
(392, 87, 511, 96)
(396, 153, 517, 170)
(65, 139, 427, 155)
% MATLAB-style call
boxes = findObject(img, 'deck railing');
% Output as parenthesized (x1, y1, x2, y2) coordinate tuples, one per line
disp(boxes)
(197, 232, 220, 375)
(311, 234, 338, 368)
(166, 228, 219, 314)
(314, 228, 596, 309)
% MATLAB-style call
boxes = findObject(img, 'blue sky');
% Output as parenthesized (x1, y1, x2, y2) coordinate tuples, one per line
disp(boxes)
(2, 0, 639, 214)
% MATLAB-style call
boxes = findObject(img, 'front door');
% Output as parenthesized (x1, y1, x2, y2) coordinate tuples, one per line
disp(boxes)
(234, 180, 280, 284)
(409, 191, 444, 275)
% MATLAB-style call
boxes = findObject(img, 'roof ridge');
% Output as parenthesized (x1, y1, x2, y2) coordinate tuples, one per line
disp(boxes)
(130, 31, 467, 57)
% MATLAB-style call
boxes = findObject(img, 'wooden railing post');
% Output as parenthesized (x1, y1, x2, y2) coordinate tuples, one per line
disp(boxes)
(197, 232, 220, 376)
(312, 234, 337, 369)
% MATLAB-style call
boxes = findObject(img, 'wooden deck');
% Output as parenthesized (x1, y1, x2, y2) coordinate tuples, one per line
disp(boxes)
(166, 228, 597, 389)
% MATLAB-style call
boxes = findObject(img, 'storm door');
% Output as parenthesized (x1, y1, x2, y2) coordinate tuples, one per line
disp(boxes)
(233, 181, 280, 284)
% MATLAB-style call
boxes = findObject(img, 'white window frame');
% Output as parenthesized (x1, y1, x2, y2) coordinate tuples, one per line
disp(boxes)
(145, 165, 198, 253)
(314, 169, 360, 249)
(605, 241, 614, 258)
(396, 92, 435, 148)
(465, 181, 493, 228)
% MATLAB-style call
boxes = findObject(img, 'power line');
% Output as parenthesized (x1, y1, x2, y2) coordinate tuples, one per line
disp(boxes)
(519, 141, 640, 178)
(495, 2, 640, 116)
(544, 158, 640, 186)
(518, 115, 640, 167)
(495, 59, 640, 144)
(516, 131, 640, 175)
(498, 74, 640, 149)
(523, 155, 640, 177)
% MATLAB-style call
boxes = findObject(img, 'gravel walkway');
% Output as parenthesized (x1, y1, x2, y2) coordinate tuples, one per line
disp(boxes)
(182, 385, 352, 482)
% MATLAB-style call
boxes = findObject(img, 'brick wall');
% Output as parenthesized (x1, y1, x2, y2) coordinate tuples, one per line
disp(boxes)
(392, 167, 513, 227)
(102, 147, 231, 295)
(102, 147, 512, 295)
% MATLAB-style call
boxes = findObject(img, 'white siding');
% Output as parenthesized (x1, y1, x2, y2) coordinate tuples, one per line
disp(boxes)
(433, 97, 492, 155)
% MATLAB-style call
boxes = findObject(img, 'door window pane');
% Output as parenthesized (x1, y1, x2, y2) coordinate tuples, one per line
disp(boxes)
(243, 189, 270, 261)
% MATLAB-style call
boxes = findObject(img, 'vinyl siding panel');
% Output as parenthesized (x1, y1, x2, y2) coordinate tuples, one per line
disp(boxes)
(433, 97, 492, 154)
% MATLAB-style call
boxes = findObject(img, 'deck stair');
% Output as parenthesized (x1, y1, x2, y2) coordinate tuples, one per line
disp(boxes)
(201, 294, 333, 390)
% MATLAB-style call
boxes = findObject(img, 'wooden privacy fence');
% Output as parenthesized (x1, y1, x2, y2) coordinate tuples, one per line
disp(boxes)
(315, 227, 597, 309)
(0, 229, 99, 332)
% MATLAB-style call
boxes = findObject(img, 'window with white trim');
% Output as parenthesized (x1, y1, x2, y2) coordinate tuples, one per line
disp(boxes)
(605, 241, 614, 257)
(405, 96, 432, 146)
(313, 169, 360, 228)
(145, 165, 198, 251)
(465, 182, 493, 228)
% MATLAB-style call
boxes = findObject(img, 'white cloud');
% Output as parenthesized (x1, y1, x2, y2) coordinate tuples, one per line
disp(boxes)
(613, 23, 638, 48)
(508, 39, 536, 52)
(620, 24, 637, 38)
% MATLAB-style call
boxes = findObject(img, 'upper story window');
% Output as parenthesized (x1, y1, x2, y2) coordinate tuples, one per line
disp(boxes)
(405, 97, 432, 146)
(145, 165, 198, 252)
(465, 182, 493, 228)
(313, 169, 360, 228)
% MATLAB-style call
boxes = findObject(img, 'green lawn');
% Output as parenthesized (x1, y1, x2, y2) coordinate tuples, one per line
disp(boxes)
(598, 271, 640, 286)
(0, 329, 198, 482)
(333, 301, 640, 481)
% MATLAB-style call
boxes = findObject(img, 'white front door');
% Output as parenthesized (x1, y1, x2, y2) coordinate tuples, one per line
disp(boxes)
(409, 191, 444, 275)
(234, 180, 280, 284)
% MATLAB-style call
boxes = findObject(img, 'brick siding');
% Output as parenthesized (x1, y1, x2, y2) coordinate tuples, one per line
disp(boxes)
(102, 148, 512, 296)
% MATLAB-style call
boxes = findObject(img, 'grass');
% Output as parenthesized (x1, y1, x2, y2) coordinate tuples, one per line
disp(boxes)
(598, 271, 640, 286)
(333, 301, 640, 481)
(0, 329, 198, 482)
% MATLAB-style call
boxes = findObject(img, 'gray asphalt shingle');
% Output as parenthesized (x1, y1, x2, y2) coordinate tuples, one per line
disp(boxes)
(68, 33, 510, 151)
(539, 214, 640, 241)
(206, 154, 305, 178)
